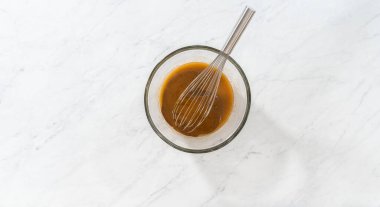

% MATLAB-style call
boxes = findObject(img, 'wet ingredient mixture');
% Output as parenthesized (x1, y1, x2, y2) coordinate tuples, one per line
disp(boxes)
(160, 62, 234, 137)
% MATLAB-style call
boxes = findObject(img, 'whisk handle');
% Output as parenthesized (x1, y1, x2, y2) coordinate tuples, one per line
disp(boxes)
(222, 7, 255, 55)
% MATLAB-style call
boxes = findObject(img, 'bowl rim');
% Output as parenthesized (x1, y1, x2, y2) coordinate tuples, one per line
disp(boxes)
(144, 45, 251, 153)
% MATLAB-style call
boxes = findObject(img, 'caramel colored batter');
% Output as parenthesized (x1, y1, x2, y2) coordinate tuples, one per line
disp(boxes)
(160, 62, 234, 137)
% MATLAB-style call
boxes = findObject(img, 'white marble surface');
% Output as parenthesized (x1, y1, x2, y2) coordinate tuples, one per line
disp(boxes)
(1, 0, 380, 206)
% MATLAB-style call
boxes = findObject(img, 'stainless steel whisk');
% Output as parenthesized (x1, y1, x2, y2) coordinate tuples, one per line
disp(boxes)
(172, 7, 255, 133)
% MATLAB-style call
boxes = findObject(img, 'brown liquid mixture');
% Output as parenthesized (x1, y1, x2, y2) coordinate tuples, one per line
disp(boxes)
(160, 62, 234, 137)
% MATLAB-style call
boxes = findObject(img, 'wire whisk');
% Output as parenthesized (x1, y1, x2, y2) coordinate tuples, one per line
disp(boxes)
(172, 7, 255, 133)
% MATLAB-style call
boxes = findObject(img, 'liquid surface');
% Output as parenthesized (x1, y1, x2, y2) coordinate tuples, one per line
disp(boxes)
(160, 62, 234, 137)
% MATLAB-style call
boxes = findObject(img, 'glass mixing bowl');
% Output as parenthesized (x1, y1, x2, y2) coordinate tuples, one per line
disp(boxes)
(144, 45, 251, 153)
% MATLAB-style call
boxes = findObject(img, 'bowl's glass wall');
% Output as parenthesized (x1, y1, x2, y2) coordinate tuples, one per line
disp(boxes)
(146, 46, 250, 152)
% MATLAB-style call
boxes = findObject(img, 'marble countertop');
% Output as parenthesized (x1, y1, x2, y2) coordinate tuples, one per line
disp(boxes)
(1, 0, 380, 206)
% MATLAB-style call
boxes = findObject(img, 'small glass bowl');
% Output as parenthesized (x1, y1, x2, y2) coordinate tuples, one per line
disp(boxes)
(144, 45, 251, 153)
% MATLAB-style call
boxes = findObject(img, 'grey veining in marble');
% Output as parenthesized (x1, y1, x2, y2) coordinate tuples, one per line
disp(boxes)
(1, 0, 380, 206)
